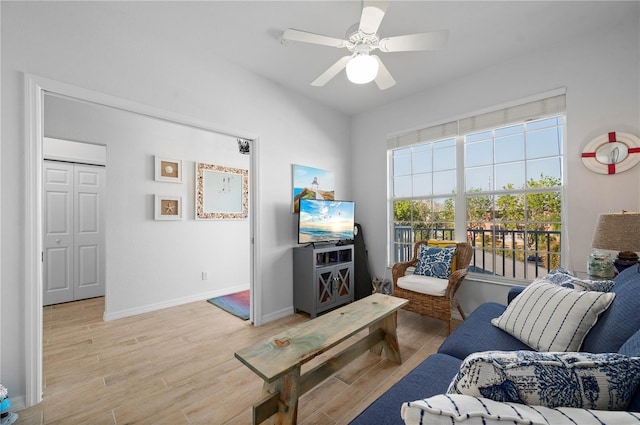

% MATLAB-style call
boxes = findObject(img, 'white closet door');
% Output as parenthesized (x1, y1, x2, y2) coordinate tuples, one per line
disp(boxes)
(43, 161, 105, 305)
(74, 164, 106, 300)
(43, 162, 74, 305)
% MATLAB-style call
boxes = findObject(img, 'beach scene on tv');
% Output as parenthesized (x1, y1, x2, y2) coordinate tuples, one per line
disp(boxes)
(298, 200, 355, 244)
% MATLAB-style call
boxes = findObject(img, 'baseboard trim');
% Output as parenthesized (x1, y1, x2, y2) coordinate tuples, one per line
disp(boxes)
(260, 306, 295, 324)
(4, 395, 25, 413)
(103, 285, 249, 321)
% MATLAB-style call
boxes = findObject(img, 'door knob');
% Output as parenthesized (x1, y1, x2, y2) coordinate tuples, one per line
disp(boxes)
(56, 239, 61, 244)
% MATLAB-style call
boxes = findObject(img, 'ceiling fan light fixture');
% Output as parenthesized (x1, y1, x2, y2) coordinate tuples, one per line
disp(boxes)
(346, 52, 378, 84)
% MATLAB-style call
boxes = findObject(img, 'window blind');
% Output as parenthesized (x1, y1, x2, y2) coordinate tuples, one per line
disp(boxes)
(387, 120, 457, 150)
(387, 91, 566, 150)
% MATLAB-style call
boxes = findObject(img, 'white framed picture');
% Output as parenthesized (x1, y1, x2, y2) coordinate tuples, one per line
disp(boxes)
(195, 162, 248, 220)
(155, 156, 183, 183)
(155, 195, 183, 220)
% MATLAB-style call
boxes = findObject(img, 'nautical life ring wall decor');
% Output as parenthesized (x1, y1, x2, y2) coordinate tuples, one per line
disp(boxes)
(581, 131, 640, 174)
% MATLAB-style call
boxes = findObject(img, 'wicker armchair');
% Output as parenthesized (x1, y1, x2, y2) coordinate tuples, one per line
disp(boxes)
(392, 241, 473, 335)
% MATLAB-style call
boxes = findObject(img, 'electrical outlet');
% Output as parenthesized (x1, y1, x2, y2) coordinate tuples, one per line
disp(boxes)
(202, 272, 208, 280)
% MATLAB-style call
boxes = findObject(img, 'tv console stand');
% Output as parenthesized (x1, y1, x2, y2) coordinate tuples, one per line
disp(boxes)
(293, 244, 354, 318)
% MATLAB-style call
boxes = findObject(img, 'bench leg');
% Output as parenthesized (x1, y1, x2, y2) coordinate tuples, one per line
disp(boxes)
(368, 314, 401, 364)
(379, 314, 402, 364)
(259, 367, 301, 425)
(368, 322, 384, 356)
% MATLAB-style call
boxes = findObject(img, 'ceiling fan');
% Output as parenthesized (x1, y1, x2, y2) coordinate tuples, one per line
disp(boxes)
(282, 0, 449, 90)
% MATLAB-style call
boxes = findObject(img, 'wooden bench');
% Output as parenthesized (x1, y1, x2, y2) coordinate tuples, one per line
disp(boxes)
(234, 293, 409, 424)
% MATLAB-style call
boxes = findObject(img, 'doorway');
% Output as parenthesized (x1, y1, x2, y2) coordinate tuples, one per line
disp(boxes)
(43, 159, 106, 306)
(25, 75, 261, 407)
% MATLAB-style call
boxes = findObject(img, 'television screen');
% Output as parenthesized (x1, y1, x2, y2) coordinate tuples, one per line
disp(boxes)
(298, 199, 355, 244)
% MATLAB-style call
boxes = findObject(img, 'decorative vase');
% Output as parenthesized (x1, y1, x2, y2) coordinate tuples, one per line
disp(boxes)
(587, 250, 615, 279)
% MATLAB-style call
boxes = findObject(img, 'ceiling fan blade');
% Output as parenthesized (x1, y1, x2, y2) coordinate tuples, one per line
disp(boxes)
(359, 1, 389, 35)
(378, 30, 449, 52)
(283, 28, 348, 48)
(311, 56, 351, 86)
(372, 55, 395, 90)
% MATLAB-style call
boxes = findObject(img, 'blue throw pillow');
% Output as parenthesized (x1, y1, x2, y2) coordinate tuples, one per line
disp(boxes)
(619, 329, 640, 357)
(582, 265, 640, 353)
(447, 351, 640, 410)
(413, 245, 455, 279)
(545, 267, 615, 292)
(620, 329, 640, 412)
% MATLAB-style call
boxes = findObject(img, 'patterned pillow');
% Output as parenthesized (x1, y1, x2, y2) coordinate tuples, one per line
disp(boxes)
(545, 267, 615, 292)
(401, 394, 640, 425)
(447, 351, 640, 410)
(413, 245, 456, 279)
(491, 280, 615, 351)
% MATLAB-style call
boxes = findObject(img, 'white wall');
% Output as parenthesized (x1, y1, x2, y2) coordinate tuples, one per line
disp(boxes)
(351, 3, 640, 312)
(1, 2, 351, 404)
(44, 94, 253, 319)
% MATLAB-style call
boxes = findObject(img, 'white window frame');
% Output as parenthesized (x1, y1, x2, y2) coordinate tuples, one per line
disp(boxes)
(387, 89, 567, 282)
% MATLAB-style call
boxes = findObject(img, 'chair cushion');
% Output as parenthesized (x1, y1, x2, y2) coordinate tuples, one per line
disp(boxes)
(491, 280, 615, 352)
(426, 239, 458, 248)
(397, 274, 448, 296)
(414, 245, 456, 279)
(447, 351, 640, 410)
(401, 394, 640, 425)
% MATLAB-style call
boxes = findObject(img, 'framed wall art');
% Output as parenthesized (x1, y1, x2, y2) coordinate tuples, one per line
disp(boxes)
(155, 195, 183, 220)
(155, 156, 183, 183)
(196, 162, 248, 220)
(292, 164, 335, 213)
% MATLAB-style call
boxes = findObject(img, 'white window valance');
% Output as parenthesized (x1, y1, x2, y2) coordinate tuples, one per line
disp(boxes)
(387, 90, 566, 150)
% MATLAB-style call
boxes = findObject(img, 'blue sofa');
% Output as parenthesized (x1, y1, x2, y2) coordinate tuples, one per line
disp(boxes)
(350, 265, 640, 424)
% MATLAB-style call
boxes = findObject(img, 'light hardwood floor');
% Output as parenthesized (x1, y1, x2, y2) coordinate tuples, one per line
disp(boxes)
(16, 296, 456, 424)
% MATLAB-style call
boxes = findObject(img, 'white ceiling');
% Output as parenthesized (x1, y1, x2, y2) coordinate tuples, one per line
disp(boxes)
(64, 1, 634, 116)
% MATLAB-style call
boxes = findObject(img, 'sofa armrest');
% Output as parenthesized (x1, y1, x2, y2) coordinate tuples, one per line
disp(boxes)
(507, 286, 526, 304)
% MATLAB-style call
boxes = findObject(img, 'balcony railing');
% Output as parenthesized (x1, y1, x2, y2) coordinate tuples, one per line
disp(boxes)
(393, 226, 561, 280)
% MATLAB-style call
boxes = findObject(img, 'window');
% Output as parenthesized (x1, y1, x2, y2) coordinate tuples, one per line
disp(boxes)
(388, 93, 566, 281)
(391, 138, 457, 263)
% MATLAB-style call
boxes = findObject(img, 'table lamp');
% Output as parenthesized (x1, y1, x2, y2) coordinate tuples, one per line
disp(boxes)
(589, 211, 640, 278)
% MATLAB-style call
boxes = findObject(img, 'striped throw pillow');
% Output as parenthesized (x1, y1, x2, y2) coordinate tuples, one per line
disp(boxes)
(491, 280, 615, 352)
(401, 394, 640, 425)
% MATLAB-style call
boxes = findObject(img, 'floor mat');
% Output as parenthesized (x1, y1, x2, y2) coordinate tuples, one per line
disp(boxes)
(207, 290, 250, 320)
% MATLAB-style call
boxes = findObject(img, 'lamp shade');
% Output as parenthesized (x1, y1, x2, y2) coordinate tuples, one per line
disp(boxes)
(591, 212, 640, 252)
(346, 53, 378, 84)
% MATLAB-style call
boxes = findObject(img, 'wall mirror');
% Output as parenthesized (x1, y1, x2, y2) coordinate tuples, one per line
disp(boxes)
(581, 131, 640, 174)
(196, 162, 248, 219)
(595, 141, 628, 165)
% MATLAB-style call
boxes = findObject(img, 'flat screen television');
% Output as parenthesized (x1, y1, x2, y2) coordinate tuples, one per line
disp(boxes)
(298, 199, 355, 245)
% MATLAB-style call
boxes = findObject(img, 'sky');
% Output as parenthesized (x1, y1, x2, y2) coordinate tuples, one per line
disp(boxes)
(393, 116, 563, 198)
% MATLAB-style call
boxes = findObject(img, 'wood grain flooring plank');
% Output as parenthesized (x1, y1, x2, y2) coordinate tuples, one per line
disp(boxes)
(15, 297, 453, 425)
